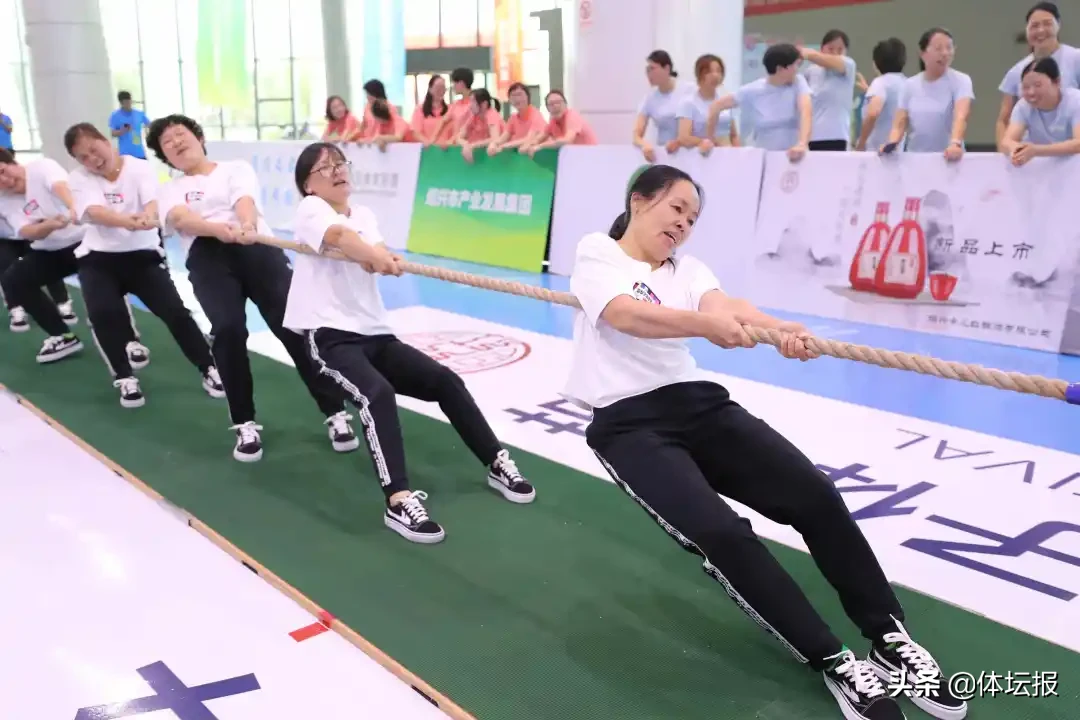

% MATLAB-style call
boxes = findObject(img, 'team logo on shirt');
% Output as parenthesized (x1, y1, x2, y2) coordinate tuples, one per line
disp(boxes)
(22, 200, 40, 216)
(105, 192, 124, 205)
(401, 330, 531, 374)
(632, 281, 662, 305)
(184, 190, 204, 204)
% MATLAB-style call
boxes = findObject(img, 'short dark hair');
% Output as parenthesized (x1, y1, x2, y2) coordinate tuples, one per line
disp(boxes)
(1023, 55, 1061, 81)
(146, 113, 206, 167)
(294, 142, 346, 197)
(609, 164, 703, 241)
(694, 54, 726, 81)
(507, 82, 531, 102)
(450, 67, 474, 88)
(763, 44, 801, 75)
(0, 147, 15, 165)
(545, 89, 567, 105)
(63, 122, 108, 155)
(821, 29, 850, 49)
(470, 88, 502, 112)
(118, 90, 132, 103)
(647, 50, 678, 78)
(872, 38, 907, 74)
(1027, 2, 1060, 22)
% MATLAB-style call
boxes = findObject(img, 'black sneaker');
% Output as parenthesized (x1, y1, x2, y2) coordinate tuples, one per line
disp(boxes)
(230, 421, 264, 462)
(384, 491, 445, 544)
(114, 376, 145, 408)
(867, 618, 968, 719)
(823, 648, 906, 720)
(127, 341, 150, 370)
(325, 411, 360, 452)
(36, 334, 83, 364)
(202, 367, 226, 398)
(58, 300, 78, 325)
(487, 449, 535, 503)
(9, 307, 29, 332)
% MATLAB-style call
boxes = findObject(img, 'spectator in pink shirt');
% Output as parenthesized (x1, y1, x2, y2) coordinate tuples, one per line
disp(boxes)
(457, 89, 505, 163)
(359, 79, 400, 141)
(322, 95, 362, 143)
(489, 83, 546, 156)
(366, 100, 413, 151)
(431, 68, 476, 150)
(528, 90, 598, 156)
(410, 76, 455, 147)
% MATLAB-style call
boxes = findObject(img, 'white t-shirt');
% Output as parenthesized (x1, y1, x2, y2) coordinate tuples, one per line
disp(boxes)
(898, 68, 975, 152)
(561, 232, 720, 412)
(69, 156, 162, 257)
(0, 158, 85, 251)
(732, 75, 811, 151)
(803, 55, 858, 143)
(282, 195, 395, 337)
(157, 160, 271, 254)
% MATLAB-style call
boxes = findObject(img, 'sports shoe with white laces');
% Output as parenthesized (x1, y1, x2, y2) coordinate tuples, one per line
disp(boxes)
(57, 300, 78, 325)
(231, 421, 264, 462)
(202, 367, 226, 398)
(385, 491, 445, 544)
(36, 334, 83, 364)
(823, 647, 906, 720)
(867, 618, 968, 719)
(114, 376, 145, 408)
(325, 411, 360, 452)
(9, 307, 28, 332)
(487, 449, 535, 503)
(127, 341, 150, 370)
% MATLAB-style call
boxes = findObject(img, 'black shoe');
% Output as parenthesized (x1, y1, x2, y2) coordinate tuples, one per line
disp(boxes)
(114, 376, 145, 408)
(385, 491, 445, 544)
(230, 421, 264, 462)
(867, 618, 968, 719)
(823, 648, 906, 720)
(325, 411, 360, 452)
(36, 334, 83, 364)
(9, 307, 29, 332)
(126, 341, 150, 370)
(58, 300, 78, 325)
(487, 449, 535, 503)
(202, 367, 226, 398)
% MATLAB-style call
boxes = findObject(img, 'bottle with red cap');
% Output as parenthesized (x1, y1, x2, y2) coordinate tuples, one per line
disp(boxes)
(848, 201, 891, 293)
(873, 197, 928, 300)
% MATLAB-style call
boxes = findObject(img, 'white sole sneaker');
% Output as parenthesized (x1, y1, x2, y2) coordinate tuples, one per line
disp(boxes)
(120, 395, 146, 409)
(384, 514, 446, 544)
(37, 340, 83, 364)
(487, 474, 536, 503)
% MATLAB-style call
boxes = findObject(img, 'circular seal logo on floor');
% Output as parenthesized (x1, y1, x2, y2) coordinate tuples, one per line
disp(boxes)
(401, 331, 531, 374)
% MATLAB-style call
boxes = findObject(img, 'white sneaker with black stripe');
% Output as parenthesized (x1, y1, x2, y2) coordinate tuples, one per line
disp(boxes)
(114, 376, 145, 408)
(325, 411, 360, 452)
(488, 449, 535, 503)
(126, 341, 150, 370)
(9, 307, 29, 332)
(202, 367, 226, 398)
(823, 648, 905, 720)
(866, 618, 967, 719)
(57, 300, 78, 325)
(230, 421, 264, 462)
(385, 491, 445, 544)
(36, 334, 83, 364)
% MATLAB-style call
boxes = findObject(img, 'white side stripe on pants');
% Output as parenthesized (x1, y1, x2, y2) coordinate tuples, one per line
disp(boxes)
(591, 449, 809, 665)
(305, 330, 393, 487)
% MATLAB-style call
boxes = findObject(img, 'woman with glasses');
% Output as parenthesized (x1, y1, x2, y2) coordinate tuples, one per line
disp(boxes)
(147, 113, 358, 463)
(284, 142, 536, 544)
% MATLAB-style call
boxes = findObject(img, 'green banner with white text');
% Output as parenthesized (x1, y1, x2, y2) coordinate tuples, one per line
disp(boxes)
(407, 147, 558, 272)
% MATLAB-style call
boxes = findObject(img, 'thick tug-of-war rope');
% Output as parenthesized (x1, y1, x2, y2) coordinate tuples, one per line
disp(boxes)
(255, 235, 1080, 405)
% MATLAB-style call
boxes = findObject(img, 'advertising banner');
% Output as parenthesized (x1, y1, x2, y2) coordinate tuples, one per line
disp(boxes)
(746, 151, 1080, 351)
(206, 141, 421, 250)
(547, 145, 765, 296)
(407, 147, 558, 272)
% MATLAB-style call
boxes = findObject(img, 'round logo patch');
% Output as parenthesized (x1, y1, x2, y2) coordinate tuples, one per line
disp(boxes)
(401, 331, 531, 374)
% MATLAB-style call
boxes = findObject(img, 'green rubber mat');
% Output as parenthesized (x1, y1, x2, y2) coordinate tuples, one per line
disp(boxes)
(2, 294, 1077, 719)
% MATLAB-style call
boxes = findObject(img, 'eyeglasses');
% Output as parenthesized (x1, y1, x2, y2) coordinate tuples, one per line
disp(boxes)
(313, 160, 351, 177)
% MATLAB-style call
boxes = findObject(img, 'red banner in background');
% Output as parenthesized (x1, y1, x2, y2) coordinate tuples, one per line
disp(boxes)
(745, 0, 889, 16)
(493, 0, 524, 99)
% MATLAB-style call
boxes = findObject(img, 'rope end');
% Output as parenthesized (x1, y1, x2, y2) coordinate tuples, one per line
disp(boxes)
(1066, 383, 1080, 405)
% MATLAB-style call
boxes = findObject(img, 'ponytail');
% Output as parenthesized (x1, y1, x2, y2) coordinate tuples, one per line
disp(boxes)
(608, 210, 630, 240)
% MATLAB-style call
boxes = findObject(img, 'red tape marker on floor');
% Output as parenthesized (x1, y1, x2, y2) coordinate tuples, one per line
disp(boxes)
(289, 610, 336, 642)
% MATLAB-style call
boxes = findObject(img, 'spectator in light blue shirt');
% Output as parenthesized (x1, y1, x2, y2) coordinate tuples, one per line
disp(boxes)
(706, 43, 812, 162)
(109, 90, 150, 160)
(632, 50, 690, 162)
(856, 38, 908, 151)
(1002, 57, 1080, 165)
(800, 29, 858, 151)
(884, 27, 973, 160)
(995, 2, 1080, 149)
(676, 54, 740, 155)
(0, 110, 12, 153)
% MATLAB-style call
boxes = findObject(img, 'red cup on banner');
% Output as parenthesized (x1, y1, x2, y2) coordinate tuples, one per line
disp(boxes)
(929, 272, 958, 301)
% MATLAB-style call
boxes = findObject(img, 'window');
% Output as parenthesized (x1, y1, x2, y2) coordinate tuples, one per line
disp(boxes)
(405, 0, 441, 49)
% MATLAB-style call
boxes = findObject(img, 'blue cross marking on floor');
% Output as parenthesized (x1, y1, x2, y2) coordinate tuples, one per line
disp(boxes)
(74, 660, 260, 719)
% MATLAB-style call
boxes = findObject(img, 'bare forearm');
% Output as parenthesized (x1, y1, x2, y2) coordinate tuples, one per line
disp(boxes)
(233, 197, 258, 227)
(86, 206, 134, 228)
(604, 298, 713, 339)
(323, 226, 381, 264)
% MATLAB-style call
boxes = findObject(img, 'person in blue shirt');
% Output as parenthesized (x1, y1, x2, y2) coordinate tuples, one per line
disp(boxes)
(0, 109, 13, 154)
(109, 91, 150, 159)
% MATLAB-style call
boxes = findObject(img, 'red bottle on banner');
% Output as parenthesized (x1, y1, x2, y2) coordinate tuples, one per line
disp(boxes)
(848, 201, 891, 293)
(873, 197, 928, 300)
